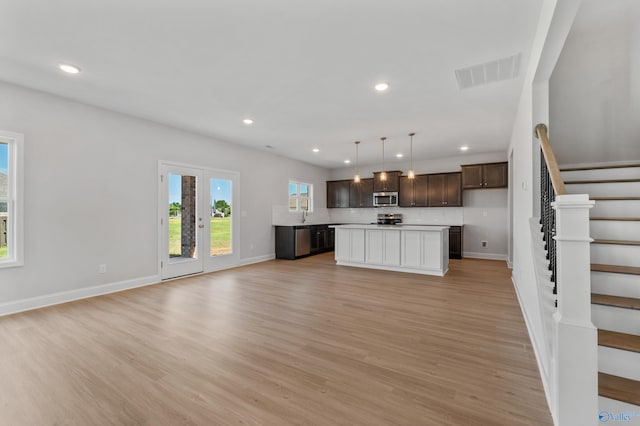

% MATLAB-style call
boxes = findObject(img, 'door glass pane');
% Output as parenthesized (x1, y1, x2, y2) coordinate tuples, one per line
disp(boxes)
(0, 202, 7, 259)
(168, 173, 198, 260)
(210, 178, 232, 256)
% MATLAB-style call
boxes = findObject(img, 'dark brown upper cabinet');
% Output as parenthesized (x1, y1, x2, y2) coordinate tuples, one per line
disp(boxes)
(461, 162, 508, 189)
(349, 178, 374, 208)
(428, 172, 462, 207)
(373, 171, 402, 192)
(399, 175, 429, 207)
(326, 180, 351, 208)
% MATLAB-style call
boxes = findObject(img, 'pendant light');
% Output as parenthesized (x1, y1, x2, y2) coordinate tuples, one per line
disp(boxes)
(353, 141, 361, 183)
(408, 132, 416, 179)
(380, 137, 387, 181)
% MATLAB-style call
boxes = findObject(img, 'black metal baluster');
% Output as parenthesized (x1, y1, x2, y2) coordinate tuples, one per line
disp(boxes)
(540, 147, 558, 307)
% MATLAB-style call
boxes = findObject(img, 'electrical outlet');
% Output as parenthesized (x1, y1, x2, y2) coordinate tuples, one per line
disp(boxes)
(481, 241, 488, 248)
(99, 264, 107, 274)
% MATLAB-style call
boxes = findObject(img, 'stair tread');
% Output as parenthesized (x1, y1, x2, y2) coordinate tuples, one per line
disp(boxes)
(592, 264, 640, 275)
(591, 217, 640, 221)
(591, 196, 640, 201)
(561, 164, 640, 172)
(599, 373, 640, 406)
(592, 293, 640, 310)
(593, 239, 640, 246)
(599, 329, 640, 353)
(565, 178, 640, 184)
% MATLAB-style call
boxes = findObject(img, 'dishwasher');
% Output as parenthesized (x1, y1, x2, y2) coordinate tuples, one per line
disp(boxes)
(295, 227, 311, 257)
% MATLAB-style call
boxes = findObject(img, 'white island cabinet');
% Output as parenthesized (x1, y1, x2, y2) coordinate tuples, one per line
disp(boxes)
(332, 224, 449, 276)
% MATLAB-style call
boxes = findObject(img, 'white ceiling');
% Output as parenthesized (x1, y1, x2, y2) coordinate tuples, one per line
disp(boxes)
(0, 0, 542, 169)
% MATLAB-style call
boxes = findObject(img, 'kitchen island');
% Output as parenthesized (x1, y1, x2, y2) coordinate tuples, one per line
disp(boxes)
(331, 224, 449, 276)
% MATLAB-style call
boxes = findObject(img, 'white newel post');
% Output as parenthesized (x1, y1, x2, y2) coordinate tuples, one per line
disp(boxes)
(552, 194, 598, 426)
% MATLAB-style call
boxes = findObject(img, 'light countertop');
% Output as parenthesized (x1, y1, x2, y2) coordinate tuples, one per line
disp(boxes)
(330, 224, 450, 231)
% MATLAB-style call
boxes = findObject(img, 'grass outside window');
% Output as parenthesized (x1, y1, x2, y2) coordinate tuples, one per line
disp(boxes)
(169, 216, 231, 257)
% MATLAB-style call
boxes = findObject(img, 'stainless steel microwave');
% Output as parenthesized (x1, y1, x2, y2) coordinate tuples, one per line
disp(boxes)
(373, 192, 398, 207)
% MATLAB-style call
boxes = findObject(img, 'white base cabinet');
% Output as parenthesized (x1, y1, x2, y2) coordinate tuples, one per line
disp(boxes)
(333, 225, 449, 276)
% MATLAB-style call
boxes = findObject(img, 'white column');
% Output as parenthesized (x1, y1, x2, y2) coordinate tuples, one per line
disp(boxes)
(552, 193, 598, 426)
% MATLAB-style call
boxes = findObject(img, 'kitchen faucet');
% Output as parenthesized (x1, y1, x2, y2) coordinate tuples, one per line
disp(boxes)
(302, 210, 307, 223)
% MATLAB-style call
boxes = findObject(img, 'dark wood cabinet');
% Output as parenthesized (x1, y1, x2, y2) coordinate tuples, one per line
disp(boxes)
(311, 225, 334, 254)
(349, 178, 373, 208)
(399, 175, 428, 207)
(373, 171, 402, 192)
(276, 224, 334, 260)
(449, 226, 463, 259)
(428, 173, 462, 207)
(461, 162, 508, 189)
(326, 180, 351, 208)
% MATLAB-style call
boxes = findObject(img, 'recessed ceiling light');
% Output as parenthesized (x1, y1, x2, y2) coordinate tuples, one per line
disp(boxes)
(375, 82, 389, 92)
(396, 153, 403, 158)
(460, 146, 469, 151)
(344, 160, 351, 164)
(312, 148, 320, 153)
(59, 63, 81, 74)
(243, 118, 254, 125)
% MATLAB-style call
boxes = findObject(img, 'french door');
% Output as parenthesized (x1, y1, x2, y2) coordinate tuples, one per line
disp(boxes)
(160, 162, 239, 280)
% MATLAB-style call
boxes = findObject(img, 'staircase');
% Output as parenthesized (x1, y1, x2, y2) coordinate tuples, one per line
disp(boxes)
(561, 163, 640, 409)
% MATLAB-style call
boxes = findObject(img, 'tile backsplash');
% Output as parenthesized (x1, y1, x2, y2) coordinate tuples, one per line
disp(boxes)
(271, 205, 332, 226)
(272, 205, 463, 226)
(328, 207, 463, 225)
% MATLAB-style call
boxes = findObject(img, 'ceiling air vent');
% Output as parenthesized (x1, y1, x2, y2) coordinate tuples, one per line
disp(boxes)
(455, 53, 521, 90)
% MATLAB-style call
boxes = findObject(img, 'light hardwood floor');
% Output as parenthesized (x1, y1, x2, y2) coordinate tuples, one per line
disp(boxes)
(0, 254, 552, 425)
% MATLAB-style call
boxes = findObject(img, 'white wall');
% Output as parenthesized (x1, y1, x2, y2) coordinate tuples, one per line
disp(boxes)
(329, 152, 509, 259)
(0, 81, 330, 306)
(550, 1, 640, 164)
(508, 0, 582, 417)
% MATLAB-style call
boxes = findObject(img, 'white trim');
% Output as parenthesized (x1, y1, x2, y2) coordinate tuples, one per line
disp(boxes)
(158, 160, 241, 279)
(239, 254, 275, 266)
(463, 251, 508, 261)
(0, 255, 271, 317)
(288, 180, 314, 212)
(512, 274, 554, 423)
(559, 159, 640, 170)
(0, 131, 24, 269)
(0, 275, 160, 317)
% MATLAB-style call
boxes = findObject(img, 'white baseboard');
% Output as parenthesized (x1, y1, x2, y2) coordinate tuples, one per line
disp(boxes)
(463, 251, 508, 261)
(0, 275, 160, 317)
(239, 253, 275, 266)
(511, 274, 555, 424)
(0, 254, 277, 317)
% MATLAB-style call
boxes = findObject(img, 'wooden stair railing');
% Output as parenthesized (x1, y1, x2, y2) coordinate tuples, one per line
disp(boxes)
(536, 123, 567, 195)
(535, 123, 567, 303)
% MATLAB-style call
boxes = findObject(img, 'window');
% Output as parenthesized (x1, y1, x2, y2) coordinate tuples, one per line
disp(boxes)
(289, 181, 313, 212)
(0, 131, 24, 268)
